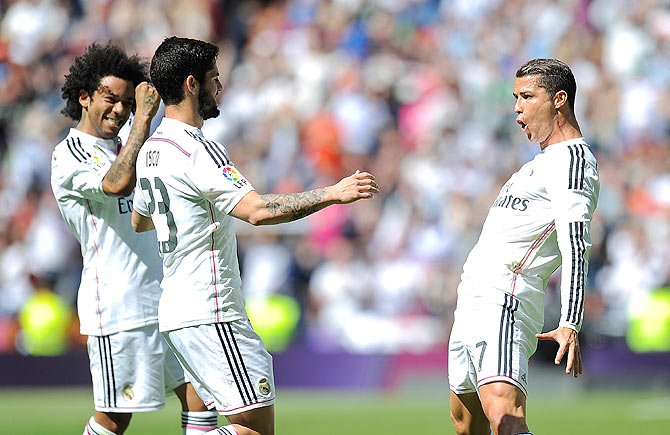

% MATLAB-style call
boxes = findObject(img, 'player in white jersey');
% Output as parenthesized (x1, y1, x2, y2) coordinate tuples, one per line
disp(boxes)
(50, 43, 215, 435)
(448, 59, 600, 435)
(131, 37, 379, 435)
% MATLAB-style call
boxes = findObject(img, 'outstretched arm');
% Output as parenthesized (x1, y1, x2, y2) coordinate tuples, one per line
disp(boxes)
(102, 82, 160, 196)
(230, 171, 378, 225)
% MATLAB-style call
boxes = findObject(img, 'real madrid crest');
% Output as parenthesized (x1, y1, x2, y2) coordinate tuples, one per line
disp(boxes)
(122, 384, 135, 401)
(258, 377, 271, 396)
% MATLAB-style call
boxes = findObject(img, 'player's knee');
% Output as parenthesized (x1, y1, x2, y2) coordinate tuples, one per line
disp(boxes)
(100, 412, 132, 434)
(485, 408, 527, 435)
(450, 410, 489, 435)
(450, 408, 467, 435)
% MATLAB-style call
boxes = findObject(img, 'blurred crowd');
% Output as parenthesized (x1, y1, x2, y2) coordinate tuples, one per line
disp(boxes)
(0, 0, 669, 355)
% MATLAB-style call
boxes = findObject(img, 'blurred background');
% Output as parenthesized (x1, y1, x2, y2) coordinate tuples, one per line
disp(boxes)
(0, 0, 669, 432)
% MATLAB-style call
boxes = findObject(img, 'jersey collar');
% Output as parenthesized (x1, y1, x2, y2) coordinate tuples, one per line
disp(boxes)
(159, 117, 203, 137)
(541, 137, 587, 153)
(70, 128, 121, 154)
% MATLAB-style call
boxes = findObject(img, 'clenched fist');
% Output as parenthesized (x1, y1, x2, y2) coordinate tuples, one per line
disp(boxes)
(135, 81, 160, 120)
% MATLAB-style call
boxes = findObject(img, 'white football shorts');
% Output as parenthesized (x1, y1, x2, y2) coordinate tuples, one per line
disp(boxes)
(448, 285, 542, 396)
(163, 319, 275, 415)
(87, 324, 186, 412)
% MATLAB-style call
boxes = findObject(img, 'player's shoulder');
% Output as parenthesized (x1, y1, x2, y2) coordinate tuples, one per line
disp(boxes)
(147, 120, 210, 157)
(542, 138, 598, 191)
(52, 130, 102, 168)
(187, 133, 234, 169)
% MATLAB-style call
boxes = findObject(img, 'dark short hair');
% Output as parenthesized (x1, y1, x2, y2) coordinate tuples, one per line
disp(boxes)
(61, 43, 148, 121)
(150, 37, 219, 106)
(516, 58, 577, 113)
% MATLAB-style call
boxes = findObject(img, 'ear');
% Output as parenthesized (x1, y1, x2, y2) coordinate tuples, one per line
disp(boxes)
(185, 75, 198, 96)
(78, 89, 91, 109)
(554, 90, 568, 110)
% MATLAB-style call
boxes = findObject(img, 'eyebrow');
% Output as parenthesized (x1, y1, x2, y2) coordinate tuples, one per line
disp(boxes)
(513, 90, 533, 97)
(98, 85, 134, 102)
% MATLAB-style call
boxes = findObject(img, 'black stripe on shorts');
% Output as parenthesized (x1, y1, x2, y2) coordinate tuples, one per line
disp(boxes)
(498, 294, 520, 378)
(215, 323, 257, 406)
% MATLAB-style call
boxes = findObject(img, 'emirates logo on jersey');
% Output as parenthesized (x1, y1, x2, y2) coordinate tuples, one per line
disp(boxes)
(222, 166, 239, 181)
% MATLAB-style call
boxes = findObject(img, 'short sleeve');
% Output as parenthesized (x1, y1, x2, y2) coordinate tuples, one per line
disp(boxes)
(188, 139, 254, 214)
(133, 179, 150, 217)
(51, 141, 110, 203)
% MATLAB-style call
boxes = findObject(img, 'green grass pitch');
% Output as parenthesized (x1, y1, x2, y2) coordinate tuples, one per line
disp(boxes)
(0, 387, 668, 434)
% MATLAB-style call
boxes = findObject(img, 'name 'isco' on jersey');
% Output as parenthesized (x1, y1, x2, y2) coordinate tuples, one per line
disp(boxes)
(51, 128, 163, 336)
(133, 118, 254, 332)
(460, 138, 599, 331)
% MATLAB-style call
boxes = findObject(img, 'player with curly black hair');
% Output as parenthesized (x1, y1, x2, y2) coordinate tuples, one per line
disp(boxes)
(60, 43, 147, 122)
(51, 42, 215, 435)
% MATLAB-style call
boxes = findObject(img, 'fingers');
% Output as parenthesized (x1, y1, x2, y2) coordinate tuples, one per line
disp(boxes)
(565, 344, 574, 374)
(535, 332, 553, 341)
(555, 341, 567, 366)
(349, 171, 379, 195)
(575, 346, 583, 377)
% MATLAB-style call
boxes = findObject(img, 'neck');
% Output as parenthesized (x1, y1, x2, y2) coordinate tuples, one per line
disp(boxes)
(165, 101, 204, 129)
(539, 112, 582, 150)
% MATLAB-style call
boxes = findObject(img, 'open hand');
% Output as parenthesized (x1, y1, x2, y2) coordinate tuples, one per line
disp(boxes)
(536, 327, 582, 378)
(331, 170, 379, 204)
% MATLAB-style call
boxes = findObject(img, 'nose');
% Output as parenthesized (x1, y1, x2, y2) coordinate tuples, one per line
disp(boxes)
(216, 79, 223, 94)
(113, 101, 125, 114)
(514, 97, 522, 114)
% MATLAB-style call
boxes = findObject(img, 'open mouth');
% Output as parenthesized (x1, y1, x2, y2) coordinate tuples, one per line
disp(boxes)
(517, 119, 527, 132)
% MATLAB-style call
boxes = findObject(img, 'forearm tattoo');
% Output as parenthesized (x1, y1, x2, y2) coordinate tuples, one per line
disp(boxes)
(104, 122, 147, 185)
(260, 188, 327, 221)
(105, 89, 156, 187)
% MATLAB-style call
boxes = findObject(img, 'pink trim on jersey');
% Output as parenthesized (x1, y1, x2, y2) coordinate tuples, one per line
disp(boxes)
(99, 404, 166, 410)
(86, 199, 105, 335)
(147, 138, 191, 156)
(182, 424, 218, 430)
(208, 203, 220, 322)
(217, 397, 274, 413)
(510, 222, 556, 296)
(206, 400, 215, 407)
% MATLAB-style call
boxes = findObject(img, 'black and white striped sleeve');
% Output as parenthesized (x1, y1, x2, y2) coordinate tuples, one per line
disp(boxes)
(546, 143, 600, 332)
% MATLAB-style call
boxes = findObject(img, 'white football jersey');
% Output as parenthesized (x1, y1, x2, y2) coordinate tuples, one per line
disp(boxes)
(51, 129, 163, 336)
(460, 138, 599, 331)
(133, 118, 254, 332)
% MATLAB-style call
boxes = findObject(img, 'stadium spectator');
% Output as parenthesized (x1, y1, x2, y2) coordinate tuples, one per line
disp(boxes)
(0, 0, 667, 364)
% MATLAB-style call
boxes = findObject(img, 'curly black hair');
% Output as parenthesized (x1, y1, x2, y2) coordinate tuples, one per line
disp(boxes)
(61, 42, 149, 121)
(150, 37, 218, 106)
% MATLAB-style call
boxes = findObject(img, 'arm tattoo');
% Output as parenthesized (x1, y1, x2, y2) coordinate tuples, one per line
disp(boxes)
(104, 119, 149, 186)
(260, 188, 327, 221)
(141, 93, 157, 117)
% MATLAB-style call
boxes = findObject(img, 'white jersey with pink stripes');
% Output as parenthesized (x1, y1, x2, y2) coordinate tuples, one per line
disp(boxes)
(459, 138, 599, 332)
(51, 128, 163, 336)
(133, 117, 254, 332)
